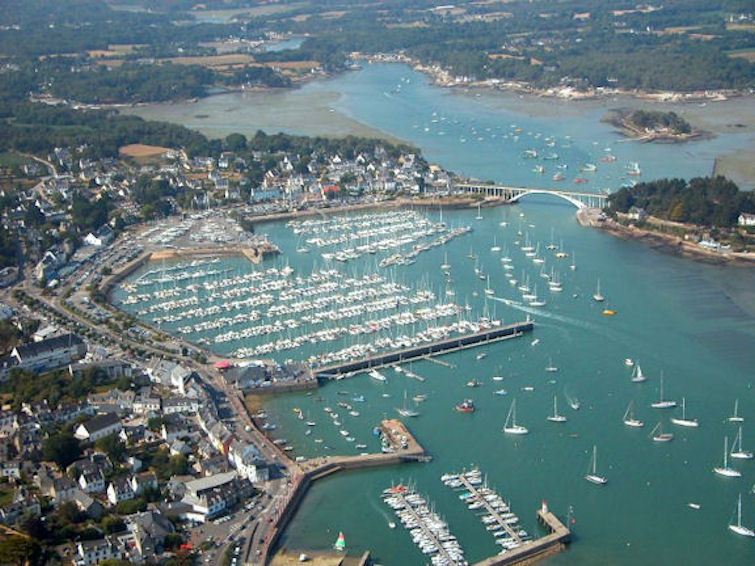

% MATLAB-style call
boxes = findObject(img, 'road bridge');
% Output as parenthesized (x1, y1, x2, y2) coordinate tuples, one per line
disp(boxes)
(455, 183, 608, 209)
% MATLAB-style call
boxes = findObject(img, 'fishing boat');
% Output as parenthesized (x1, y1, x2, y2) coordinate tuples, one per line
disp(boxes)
(630, 363, 646, 382)
(728, 494, 755, 537)
(650, 421, 674, 442)
(593, 279, 605, 302)
(650, 372, 676, 408)
(730, 426, 753, 460)
(547, 396, 567, 423)
(455, 399, 475, 413)
(503, 399, 528, 434)
(623, 401, 644, 427)
(670, 397, 699, 428)
(728, 399, 744, 422)
(369, 369, 388, 383)
(333, 532, 346, 551)
(626, 162, 642, 176)
(714, 436, 741, 477)
(584, 445, 608, 485)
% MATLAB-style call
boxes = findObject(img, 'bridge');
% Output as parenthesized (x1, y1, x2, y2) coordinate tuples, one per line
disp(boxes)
(455, 183, 608, 209)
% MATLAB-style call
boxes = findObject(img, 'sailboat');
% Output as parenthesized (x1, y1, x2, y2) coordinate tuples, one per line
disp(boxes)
(491, 236, 501, 252)
(569, 251, 577, 271)
(396, 390, 420, 418)
(728, 398, 744, 422)
(650, 372, 676, 409)
(333, 531, 346, 551)
(630, 363, 646, 383)
(484, 275, 494, 296)
(546, 395, 567, 423)
(714, 436, 742, 477)
(623, 401, 644, 427)
(503, 399, 529, 434)
(670, 397, 699, 427)
(440, 250, 451, 271)
(544, 357, 559, 372)
(593, 279, 604, 302)
(369, 369, 388, 383)
(730, 426, 753, 460)
(650, 421, 674, 442)
(728, 494, 755, 537)
(584, 445, 608, 485)
(475, 203, 483, 220)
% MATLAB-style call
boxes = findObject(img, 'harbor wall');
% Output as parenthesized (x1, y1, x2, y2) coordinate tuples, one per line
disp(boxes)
(316, 321, 534, 377)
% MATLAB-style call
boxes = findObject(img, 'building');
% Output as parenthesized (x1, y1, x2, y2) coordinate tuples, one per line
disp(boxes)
(107, 478, 135, 506)
(738, 212, 755, 226)
(3, 333, 86, 377)
(83, 225, 114, 247)
(74, 413, 122, 442)
(76, 538, 120, 566)
(78, 469, 106, 494)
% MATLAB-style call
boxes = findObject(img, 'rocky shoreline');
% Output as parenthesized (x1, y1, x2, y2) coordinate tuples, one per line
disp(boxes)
(577, 208, 755, 266)
(602, 108, 712, 144)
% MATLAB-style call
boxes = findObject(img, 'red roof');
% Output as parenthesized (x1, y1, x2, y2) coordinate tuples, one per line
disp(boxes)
(214, 361, 232, 370)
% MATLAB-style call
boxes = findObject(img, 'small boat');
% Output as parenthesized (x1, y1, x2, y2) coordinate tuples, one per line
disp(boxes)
(495, 389, 508, 396)
(388, 521, 396, 529)
(547, 395, 567, 423)
(728, 399, 744, 422)
(650, 421, 674, 442)
(580, 163, 597, 172)
(650, 372, 676, 409)
(476, 352, 487, 360)
(503, 399, 528, 435)
(728, 493, 755, 537)
(593, 279, 605, 302)
(412, 394, 427, 403)
(631, 363, 646, 383)
(531, 338, 540, 347)
(584, 445, 608, 485)
(687, 502, 701, 510)
(545, 357, 558, 372)
(623, 401, 644, 427)
(670, 397, 699, 428)
(730, 426, 753, 460)
(369, 369, 388, 383)
(466, 379, 482, 388)
(602, 309, 616, 316)
(714, 436, 741, 477)
(455, 399, 476, 413)
(396, 390, 420, 418)
(624, 358, 634, 367)
(552, 173, 565, 181)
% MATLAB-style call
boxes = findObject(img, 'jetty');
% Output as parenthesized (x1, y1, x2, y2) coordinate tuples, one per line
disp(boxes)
(316, 321, 533, 378)
(455, 473, 523, 546)
(474, 502, 571, 566)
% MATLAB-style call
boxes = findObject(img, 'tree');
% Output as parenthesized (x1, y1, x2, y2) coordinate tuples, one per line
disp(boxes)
(42, 432, 81, 470)
(95, 433, 126, 464)
(224, 133, 247, 152)
(102, 515, 126, 534)
(0, 536, 42, 566)
(56, 501, 85, 525)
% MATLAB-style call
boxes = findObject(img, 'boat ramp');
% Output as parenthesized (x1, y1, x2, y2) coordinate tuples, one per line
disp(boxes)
(316, 321, 533, 379)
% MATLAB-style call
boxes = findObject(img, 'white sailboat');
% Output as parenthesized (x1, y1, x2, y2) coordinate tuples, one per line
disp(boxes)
(650, 421, 674, 442)
(484, 275, 494, 296)
(546, 395, 567, 423)
(728, 398, 744, 423)
(544, 357, 558, 372)
(569, 251, 576, 271)
(650, 372, 676, 409)
(396, 390, 420, 418)
(714, 436, 742, 478)
(630, 363, 646, 383)
(475, 203, 483, 220)
(623, 401, 644, 427)
(584, 445, 608, 485)
(503, 399, 529, 435)
(593, 279, 604, 302)
(440, 250, 451, 271)
(491, 236, 501, 252)
(730, 426, 753, 460)
(670, 397, 698, 427)
(728, 493, 755, 537)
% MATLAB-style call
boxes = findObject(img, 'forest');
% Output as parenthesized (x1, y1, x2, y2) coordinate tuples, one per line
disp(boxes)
(625, 110, 692, 134)
(606, 176, 755, 227)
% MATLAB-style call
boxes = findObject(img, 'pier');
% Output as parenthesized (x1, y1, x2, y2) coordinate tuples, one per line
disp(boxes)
(473, 503, 571, 566)
(316, 321, 533, 378)
(455, 474, 522, 546)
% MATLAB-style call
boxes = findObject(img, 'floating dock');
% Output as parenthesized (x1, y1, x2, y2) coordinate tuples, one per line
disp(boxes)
(316, 321, 533, 378)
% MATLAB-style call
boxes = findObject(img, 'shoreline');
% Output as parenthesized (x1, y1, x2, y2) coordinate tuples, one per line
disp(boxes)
(601, 108, 712, 144)
(576, 208, 755, 266)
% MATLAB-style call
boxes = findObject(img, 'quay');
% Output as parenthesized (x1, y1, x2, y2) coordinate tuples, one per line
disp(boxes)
(259, 419, 428, 565)
(316, 321, 534, 378)
(473, 502, 571, 566)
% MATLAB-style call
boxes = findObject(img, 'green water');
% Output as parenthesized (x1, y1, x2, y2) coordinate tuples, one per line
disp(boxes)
(121, 64, 754, 563)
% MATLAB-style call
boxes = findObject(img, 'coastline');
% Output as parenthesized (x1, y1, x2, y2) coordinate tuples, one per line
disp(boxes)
(601, 108, 712, 144)
(576, 208, 755, 265)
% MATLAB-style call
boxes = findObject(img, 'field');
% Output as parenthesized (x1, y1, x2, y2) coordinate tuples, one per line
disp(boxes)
(119, 144, 172, 158)
(728, 49, 755, 62)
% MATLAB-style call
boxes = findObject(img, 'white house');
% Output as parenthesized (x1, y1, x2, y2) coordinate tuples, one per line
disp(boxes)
(74, 413, 122, 442)
(76, 538, 120, 566)
(107, 478, 135, 506)
(78, 469, 106, 494)
(738, 212, 755, 226)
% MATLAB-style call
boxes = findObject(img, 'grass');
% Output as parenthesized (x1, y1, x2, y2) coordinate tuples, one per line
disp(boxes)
(0, 151, 35, 168)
